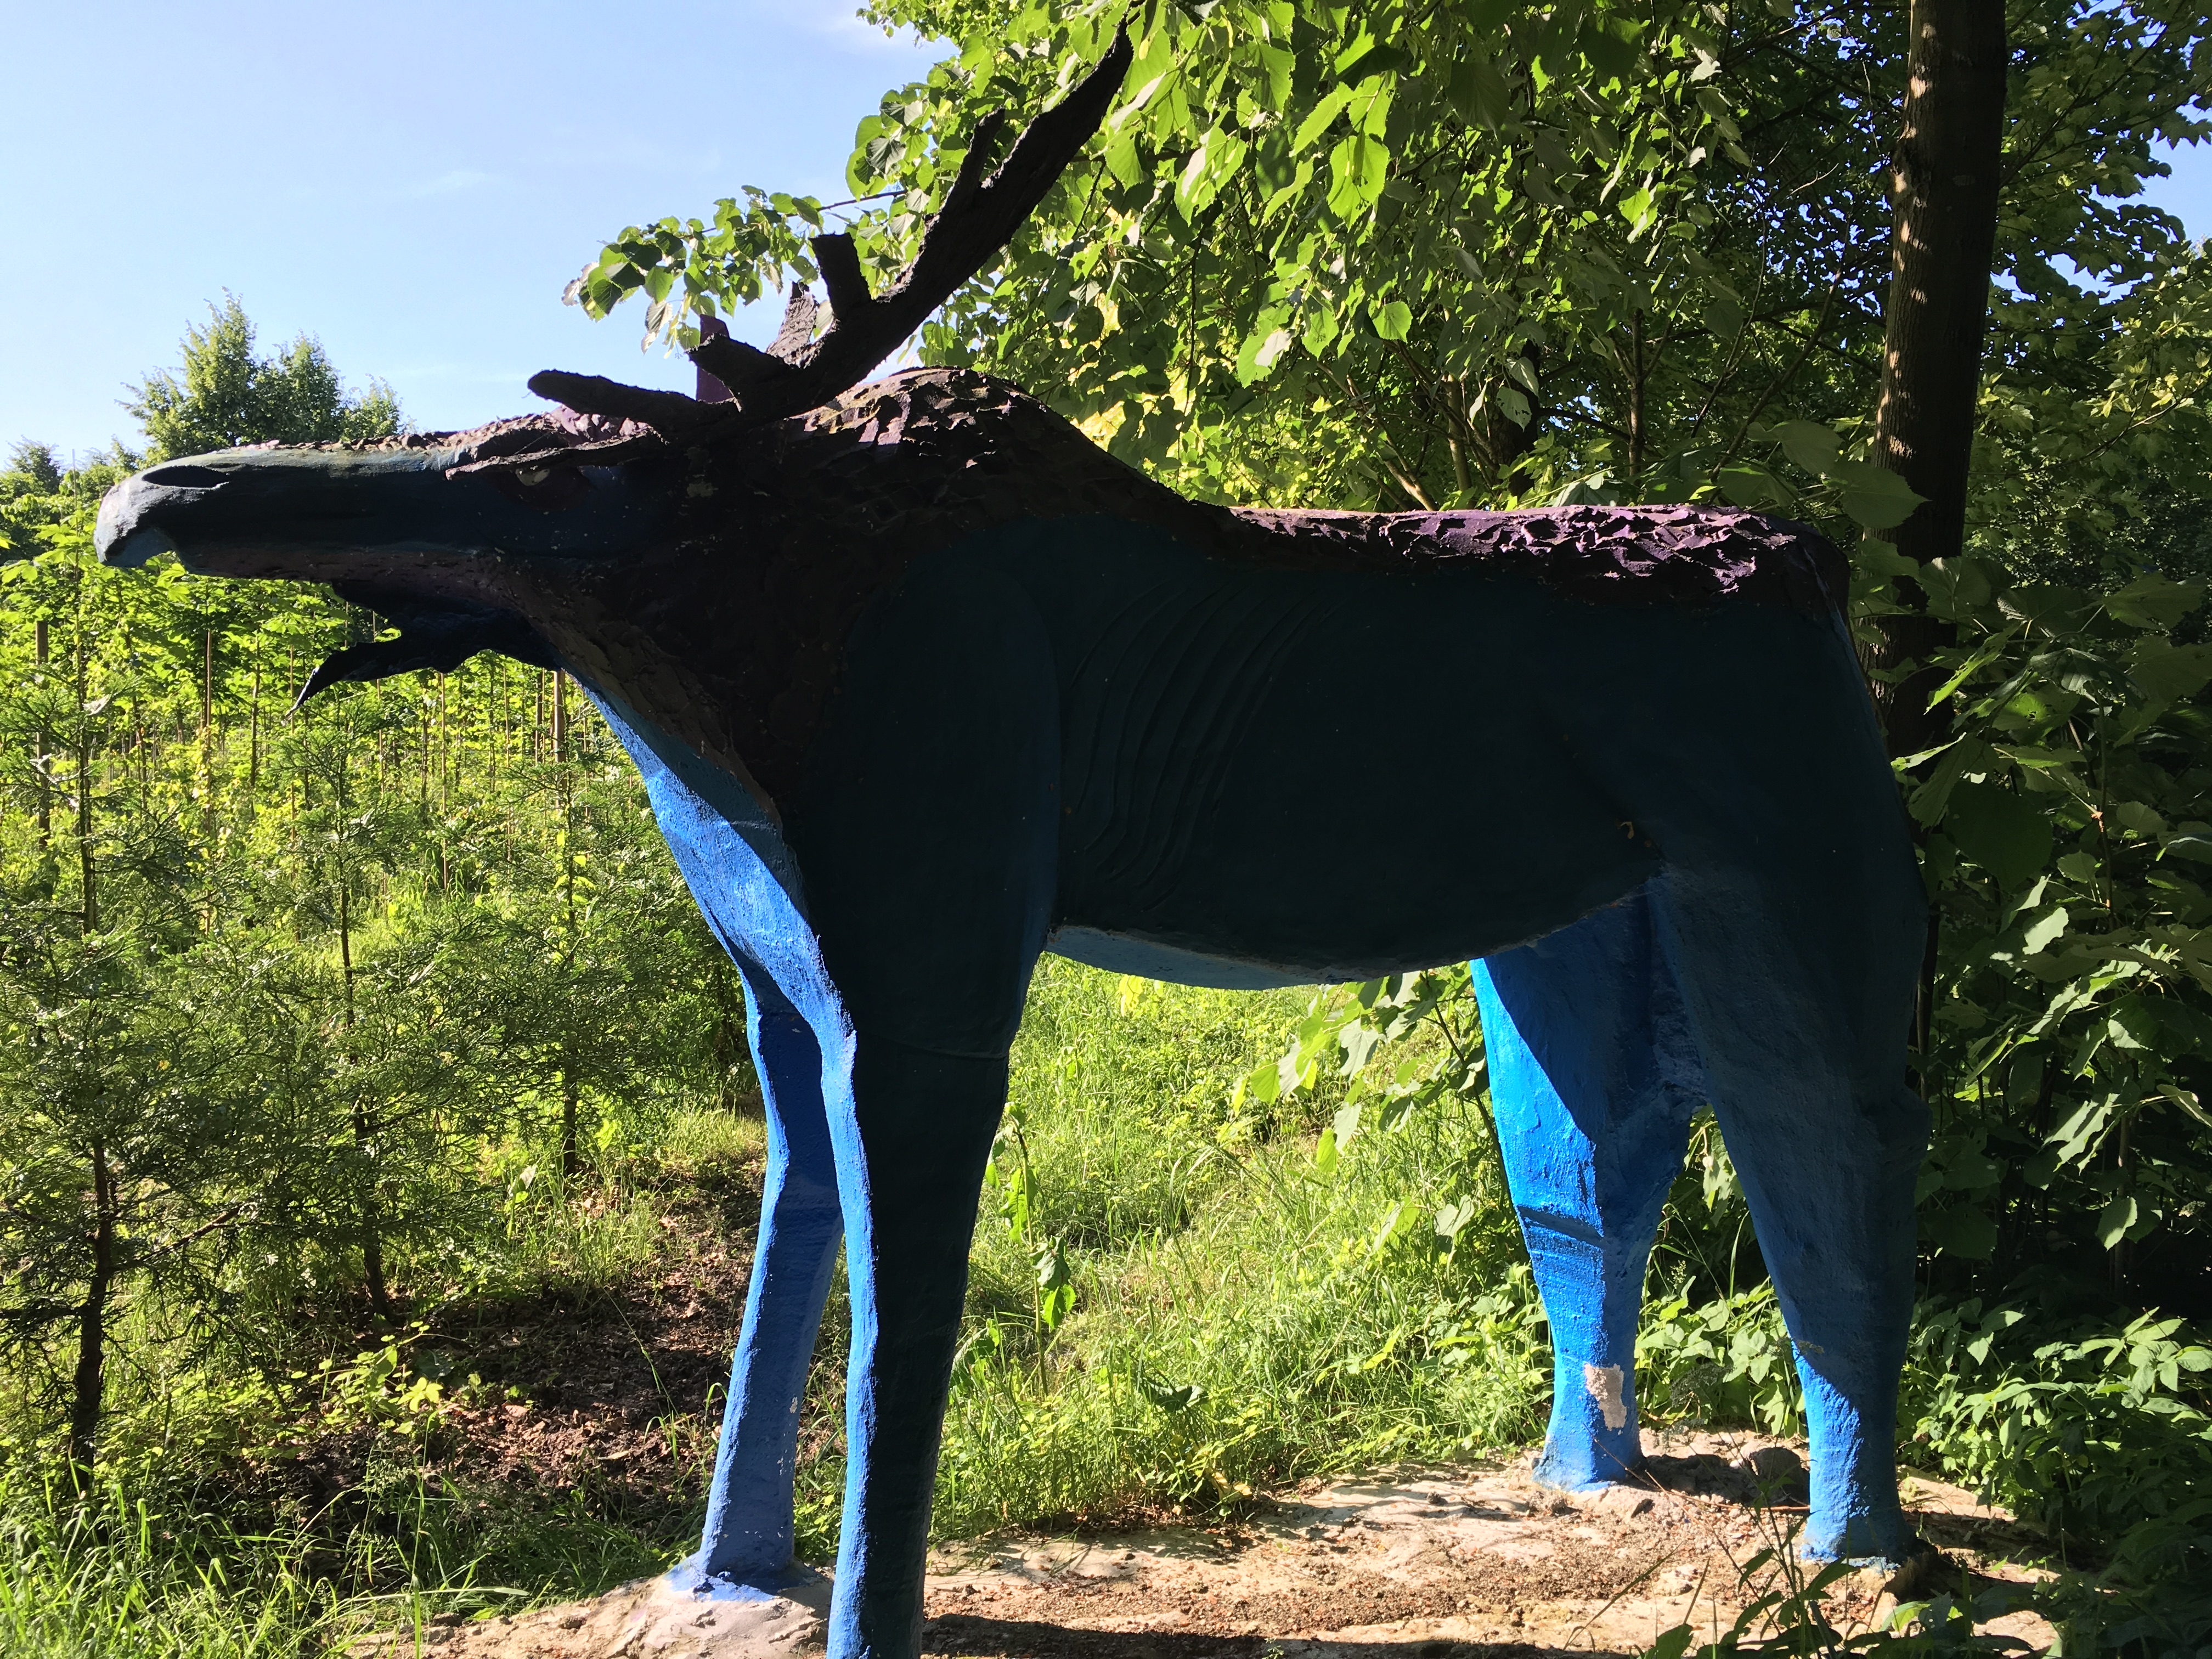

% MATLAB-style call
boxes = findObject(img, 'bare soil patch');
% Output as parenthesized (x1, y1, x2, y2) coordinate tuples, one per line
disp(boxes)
(373, 1433, 2057, 1659)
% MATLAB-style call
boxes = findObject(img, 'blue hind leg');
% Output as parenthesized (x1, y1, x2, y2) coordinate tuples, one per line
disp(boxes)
(1651, 861, 1927, 1565)
(1474, 888, 1700, 1491)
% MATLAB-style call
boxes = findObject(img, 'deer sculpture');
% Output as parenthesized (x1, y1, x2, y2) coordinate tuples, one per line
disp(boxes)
(97, 35, 1929, 1657)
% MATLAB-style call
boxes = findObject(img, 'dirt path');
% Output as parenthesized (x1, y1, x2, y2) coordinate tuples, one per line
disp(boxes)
(368, 1433, 2056, 1659)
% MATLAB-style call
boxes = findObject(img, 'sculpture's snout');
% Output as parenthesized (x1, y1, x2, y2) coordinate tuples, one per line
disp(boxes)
(97, 463, 231, 568)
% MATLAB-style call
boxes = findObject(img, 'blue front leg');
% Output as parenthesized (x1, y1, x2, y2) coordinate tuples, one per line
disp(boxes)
(1474, 889, 1701, 1492)
(676, 970, 844, 1596)
(580, 690, 856, 1600)
(821, 1036, 1006, 1659)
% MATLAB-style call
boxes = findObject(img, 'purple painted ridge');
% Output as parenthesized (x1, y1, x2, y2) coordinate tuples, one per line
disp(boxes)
(1235, 503, 1846, 618)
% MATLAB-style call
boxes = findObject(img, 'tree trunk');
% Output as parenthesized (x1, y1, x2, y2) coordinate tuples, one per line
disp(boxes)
(337, 831, 394, 1319)
(1627, 308, 1647, 481)
(74, 648, 98, 937)
(67, 1137, 115, 1489)
(1864, 0, 2006, 1092)
(1865, 0, 2008, 763)
(33, 618, 50, 850)
(557, 670, 582, 1180)
(200, 627, 215, 836)
(560, 1056, 583, 1183)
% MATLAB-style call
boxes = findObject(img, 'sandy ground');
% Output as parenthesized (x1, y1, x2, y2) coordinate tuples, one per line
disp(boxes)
(360, 1432, 2057, 1659)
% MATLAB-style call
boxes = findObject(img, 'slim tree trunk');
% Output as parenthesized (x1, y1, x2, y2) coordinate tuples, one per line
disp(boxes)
(74, 642, 98, 936)
(67, 1136, 116, 1489)
(1865, 0, 2008, 762)
(554, 671, 583, 1178)
(1866, 0, 2007, 1092)
(200, 627, 215, 835)
(335, 758, 394, 1319)
(248, 652, 261, 794)
(33, 618, 50, 850)
(560, 1054, 583, 1183)
(1627, 308, 1646, 481)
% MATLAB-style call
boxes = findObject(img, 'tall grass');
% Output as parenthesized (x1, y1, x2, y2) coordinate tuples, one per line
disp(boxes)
(922, 958, 1550, 1536)
(0, 1473, 344, 1659)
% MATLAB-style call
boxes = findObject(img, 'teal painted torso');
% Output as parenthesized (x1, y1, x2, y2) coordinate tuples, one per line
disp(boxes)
(782, 514, 1889, 996)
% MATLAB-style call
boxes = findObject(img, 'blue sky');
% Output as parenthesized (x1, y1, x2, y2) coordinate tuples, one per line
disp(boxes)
(2, 1, 939, 462)
(3, 3, 2206, 464)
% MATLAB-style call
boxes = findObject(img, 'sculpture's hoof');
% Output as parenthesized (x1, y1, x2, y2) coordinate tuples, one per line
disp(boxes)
(1799, 1517, 1925, 1575)
(351, 1567, 833, 1656)
(667, 1551, 832, 1604)
(1531, 1445, 1646, 1494)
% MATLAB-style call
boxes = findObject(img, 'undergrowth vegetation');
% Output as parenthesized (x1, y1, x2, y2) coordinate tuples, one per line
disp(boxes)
(3, 955, 2209, 1655)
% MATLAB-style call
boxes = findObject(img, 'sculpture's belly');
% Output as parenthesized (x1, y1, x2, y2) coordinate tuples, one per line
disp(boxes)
(1027, 536, 1658, 980)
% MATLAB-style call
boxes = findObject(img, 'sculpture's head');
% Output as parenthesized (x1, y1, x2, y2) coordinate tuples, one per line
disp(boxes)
(95, 417, 682, 579)
(92, 31, 1130, 707)
(92, 410, 701, 696)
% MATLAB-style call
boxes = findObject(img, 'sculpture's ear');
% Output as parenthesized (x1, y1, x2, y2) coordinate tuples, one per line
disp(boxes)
(298, 590, 556, 708)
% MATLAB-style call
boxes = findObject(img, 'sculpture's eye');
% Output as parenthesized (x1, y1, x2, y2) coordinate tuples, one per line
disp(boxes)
(142, 463, 229, 489)
(479, 462, 591, 512)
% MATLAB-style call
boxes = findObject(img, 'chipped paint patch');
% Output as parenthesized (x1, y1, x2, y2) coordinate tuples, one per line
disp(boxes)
(1584, 1362, 1628, 1430)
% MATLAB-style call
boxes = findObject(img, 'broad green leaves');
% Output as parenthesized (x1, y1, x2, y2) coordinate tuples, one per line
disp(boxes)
(565, 187, 827, 352)
(583, 0, 1759, 506)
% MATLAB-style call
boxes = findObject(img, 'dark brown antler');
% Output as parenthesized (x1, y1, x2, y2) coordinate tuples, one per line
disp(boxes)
(692, 27, 1132, 422)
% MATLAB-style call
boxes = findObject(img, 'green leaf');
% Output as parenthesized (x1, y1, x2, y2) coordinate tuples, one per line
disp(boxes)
(1177, 129, 1248, 221)
(1944, 782, 2053, 890)
(1103, 129, 1144, 188)
(1827, 459, 1926, 532)
(1313, 1125, 1339, 1173)
(1293, 85, 1354, 153)
(2162, 833, 2212, 865)
(1236, 322, 1296, 386)
(1327, 133, 1391, 218)
(2097, 1194, 2140, 1250)
(1302, 304, 1341, 356)
(2021, 905, 2069, 955)
(1332, 1102, 1362, 1153)
(1922, 1205, 1999, 1260)
(1447, 55, 1514, 128)
(1774, 419, 1842, 476)
(2106, 573, 2203, 629)
(1141, 1376, 1205, 1413)
(1373, 300, 1413, 340)
(2129, 639, 2212, 704)
(2109, 997, 2159, 1052)
(1714, 463, 1792, 510)
(1338, 43, 1412, 83)
(1857, 540, 1920, 581)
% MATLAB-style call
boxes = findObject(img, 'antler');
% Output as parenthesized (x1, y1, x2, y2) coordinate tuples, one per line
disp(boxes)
(692, 27, 1132, 422)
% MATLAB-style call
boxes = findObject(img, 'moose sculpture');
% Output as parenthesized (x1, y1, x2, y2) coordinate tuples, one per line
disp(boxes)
(97, 35, 1929, 1659)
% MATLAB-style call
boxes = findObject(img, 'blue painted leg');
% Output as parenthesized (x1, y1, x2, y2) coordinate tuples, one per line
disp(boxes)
(673, 969, 844, 1597)
(823, 1034, 1006, 1659)
(1651, 864, 1928, 1565)
(1474, 889, 1701, 1492)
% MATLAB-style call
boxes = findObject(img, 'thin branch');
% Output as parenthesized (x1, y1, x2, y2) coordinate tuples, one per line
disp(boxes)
(1712, 272, 1843, 473)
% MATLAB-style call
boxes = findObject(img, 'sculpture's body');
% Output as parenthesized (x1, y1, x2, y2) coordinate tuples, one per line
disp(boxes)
(94, 43, 1927, 1658)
